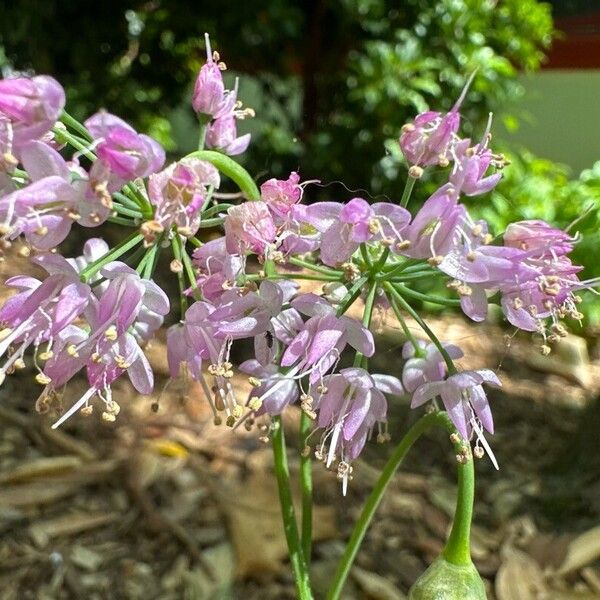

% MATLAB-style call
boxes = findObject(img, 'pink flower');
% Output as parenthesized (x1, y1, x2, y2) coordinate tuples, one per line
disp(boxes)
(310, 367, 402, 493)
(85, 111, 165, 182)
(0, 75, 65, 147)
(411, 369, 502, 467)
(504, 220, 574, 258)
(205, 114, 251, 156)
(261, 172, 302, 219)
(149, 158, 220, 236)
(192, 34, 237, 119)
(399, 73, 474, 167)
(224, 201, 277, 255)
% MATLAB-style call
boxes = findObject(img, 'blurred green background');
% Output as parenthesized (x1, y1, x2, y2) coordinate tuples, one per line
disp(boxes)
(1, 0, 599, 322)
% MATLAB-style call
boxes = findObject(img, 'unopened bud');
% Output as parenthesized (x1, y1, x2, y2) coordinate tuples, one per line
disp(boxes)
(408, 558, 486, 599)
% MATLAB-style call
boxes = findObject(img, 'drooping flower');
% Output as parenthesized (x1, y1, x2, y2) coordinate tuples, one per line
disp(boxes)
(280, 293, 375, 383)
(239, 359, 300, 416)
(310, 367, 402, 493)
(504, 220, 575, 258)
(149, 157, 220, 236)
(0, 75, 65, 147)
(0, 141, 112, 249)
(448, 116, 502, 196)
(411, 369, 501, 467)
(192, 236, 244, 302)
(43, 262, 169, 389)
(205, 113, 251, 156)
(50, 331, 153, 429)
(0, 253, 90, 385)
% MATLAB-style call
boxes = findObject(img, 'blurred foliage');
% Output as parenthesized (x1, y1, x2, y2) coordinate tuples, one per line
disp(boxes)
(0, 0, 553, 191)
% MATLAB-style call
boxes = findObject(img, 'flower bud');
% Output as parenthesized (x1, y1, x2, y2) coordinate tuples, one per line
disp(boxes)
(408, 558, 486, 599)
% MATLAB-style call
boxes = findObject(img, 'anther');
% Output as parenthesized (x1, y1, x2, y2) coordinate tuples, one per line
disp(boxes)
(104, 325, 118, 341)
(35, 373, 52, 385)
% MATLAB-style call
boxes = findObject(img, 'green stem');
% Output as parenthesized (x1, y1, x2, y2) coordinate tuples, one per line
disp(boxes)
(59, 111, 93, 141)
(394, 284, 461, 307)
(142, 241, 162, 280)
(443, 444, 475, 566)
(385, 288, 423, 355)
(287, 256, 343, 277)
(113, 192, 144, 211)
(299, 412, 313, 565)
(178, 238, 198, 290)
(112, 203, 143, 219)
(271, 416, 312, 600)
(254, 273, 341, 283)
(390, 271, 443, 282)
(384, 283, 456, 374)
(107, 216, 137, 227)
(400, 174, 417, 208)
(197, 114, 211, 150)
(371, 247, 389, 275)
(352, 282, 378, 367)
(54, 127, 96, 161)
(335, 275, 369, 317)
(326, 412, 442, 600)
(380, 258, 423, 278)
(197, 217, 225, 228)
(79, 232, 143, 282)
(201, 202, 233, 218)
(360, 243, 372, 268)
(171, 236, 189, 318)
(185, 150, 260, 200)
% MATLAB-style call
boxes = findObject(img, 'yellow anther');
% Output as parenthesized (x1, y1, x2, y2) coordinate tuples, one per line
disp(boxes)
(35, 373, 52, 385)
(248, 397, 263, 411)
(104, 325, 118, 341)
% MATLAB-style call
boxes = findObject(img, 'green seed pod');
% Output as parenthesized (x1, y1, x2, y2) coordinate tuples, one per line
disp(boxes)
(408, 558, 486, 600)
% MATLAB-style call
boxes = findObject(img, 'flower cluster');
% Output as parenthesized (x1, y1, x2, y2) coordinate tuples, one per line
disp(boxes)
(0, 38, 596, 495)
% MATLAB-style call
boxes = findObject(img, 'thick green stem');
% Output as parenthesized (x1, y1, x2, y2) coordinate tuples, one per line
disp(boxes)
(326, 412, 442, 600)
(271, 416, 312, 600)
(299, 412, 313, 565)
(400, 174, 417, 208)
(441, 419, 475, 566)
(79, 232, 143, 282)
(185, 150, 260, 200)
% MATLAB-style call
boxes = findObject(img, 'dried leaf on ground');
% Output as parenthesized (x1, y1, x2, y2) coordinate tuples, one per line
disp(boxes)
(220, 469, 336, 578)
